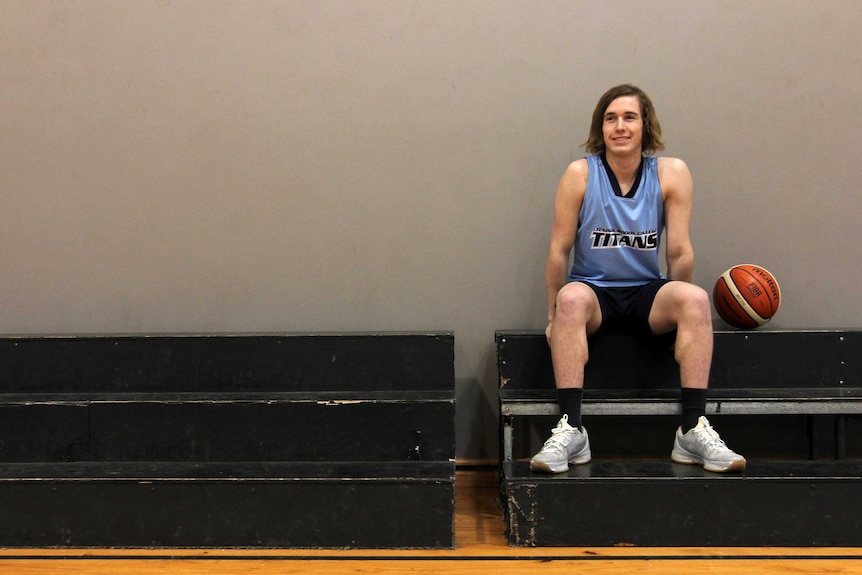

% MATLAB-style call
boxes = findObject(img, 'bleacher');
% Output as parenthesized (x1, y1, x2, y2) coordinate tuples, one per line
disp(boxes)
(497, 329, 862, 546)
(0, 332, 456, 548)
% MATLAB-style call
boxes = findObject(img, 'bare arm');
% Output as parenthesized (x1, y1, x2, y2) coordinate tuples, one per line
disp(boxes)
(546, 160, 588, 322)
(658, 157, 695, 282)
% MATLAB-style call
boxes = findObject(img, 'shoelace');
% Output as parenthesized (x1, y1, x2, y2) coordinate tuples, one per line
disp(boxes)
(692, 422, 729, 452)
(542, 415, 576, 453)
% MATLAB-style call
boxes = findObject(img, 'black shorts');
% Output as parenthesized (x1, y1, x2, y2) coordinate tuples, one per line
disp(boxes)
(581, 279, 677, 347)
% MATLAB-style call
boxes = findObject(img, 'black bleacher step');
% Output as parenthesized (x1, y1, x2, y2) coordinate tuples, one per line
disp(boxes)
(501, 388, 862, 402)
(0, 332, 454, 394)
(502, 459, 862, 547)
(0, 397, 454, 462)
(0, 390, 455, 403)
(497, 329, 859, 391)
(0, 460, 454, 548)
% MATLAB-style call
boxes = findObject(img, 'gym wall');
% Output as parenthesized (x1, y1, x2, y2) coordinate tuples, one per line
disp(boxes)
(2, 0, 860, 460)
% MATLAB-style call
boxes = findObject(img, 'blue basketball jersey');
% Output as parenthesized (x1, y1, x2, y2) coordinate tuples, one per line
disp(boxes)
(567, 155, 664, 287)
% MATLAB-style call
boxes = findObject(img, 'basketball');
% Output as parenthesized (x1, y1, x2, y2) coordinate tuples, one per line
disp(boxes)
(713, 264, 781, 329)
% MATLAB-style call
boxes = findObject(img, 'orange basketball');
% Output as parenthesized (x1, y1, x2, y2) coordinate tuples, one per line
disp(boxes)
(713, 264, 781, 329)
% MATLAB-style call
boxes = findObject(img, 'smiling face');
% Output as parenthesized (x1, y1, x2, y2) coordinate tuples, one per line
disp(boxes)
(601, 95, 644, 157)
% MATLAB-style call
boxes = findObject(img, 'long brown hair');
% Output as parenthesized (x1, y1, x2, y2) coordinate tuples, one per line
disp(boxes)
(582, 84, 665, 156)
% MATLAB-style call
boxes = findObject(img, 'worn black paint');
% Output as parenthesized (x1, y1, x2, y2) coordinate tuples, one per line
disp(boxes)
(0, 333, 456, 548)
(503, 460, 862, 546)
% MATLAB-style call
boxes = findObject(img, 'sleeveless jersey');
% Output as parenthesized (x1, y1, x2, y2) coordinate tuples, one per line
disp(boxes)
(567, 155, 664, 287)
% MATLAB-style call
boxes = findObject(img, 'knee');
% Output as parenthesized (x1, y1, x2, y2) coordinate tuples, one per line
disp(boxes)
(681, 285, 712, 323)
(555, 284, 597, 322)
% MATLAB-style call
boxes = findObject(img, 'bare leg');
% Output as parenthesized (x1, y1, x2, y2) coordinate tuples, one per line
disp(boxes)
(547, 282, 603, 389)
(531, 282, 602, 473)
(648, 281, 713, 389)
(648, 281, 743, 471)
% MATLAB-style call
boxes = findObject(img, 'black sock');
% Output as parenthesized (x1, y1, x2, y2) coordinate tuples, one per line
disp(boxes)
(680, 388, 707, 433)
(557, 388, 584, 428)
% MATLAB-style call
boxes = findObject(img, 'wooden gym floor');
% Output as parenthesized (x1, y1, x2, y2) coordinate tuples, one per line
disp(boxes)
(1, 468, 861, 575)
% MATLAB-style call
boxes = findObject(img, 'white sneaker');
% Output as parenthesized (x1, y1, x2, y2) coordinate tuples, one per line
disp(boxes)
(671, 416, 746, 472)
(529, 414, 592, 473)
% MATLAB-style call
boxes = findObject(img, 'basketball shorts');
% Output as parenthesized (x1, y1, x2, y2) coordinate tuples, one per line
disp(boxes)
(580, 279, 677, 347)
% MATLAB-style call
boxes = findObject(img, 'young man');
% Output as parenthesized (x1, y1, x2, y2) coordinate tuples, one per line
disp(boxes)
(531, 84, 745, 474)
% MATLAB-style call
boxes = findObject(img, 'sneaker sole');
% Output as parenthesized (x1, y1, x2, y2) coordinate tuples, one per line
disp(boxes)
(671, 450, 746, 473)
(529, 460, 569, 473)
(530, 451, 592, 474)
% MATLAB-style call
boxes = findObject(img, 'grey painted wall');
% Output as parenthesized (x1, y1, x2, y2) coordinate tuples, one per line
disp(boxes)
(2, 0, 861, 460)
